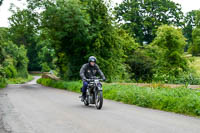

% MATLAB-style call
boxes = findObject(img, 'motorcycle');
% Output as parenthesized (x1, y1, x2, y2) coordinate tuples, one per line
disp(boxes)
(80, 77, 103, 110)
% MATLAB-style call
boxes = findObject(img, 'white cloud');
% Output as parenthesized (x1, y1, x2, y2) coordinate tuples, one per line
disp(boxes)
(172, 0, 200, 13)
(0, 0, 27, 27)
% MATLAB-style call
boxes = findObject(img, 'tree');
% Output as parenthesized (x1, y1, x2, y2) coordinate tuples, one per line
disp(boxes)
(185, 10, 200, 55)
(183, 10, 200, 51)
(40, 0, 137, 81)
(9, 7, 41, 71)
(0, 27, 29, 78)
(115, 0, 184, 44)
(83, 0, 138, 81)
(152, 25, 188, 77)
(41, 0, 91, 79)
(189, 28, 200, 56)
(37, 33, 56, 72)
(196, 10, 200, 27)
(183, 11, 196, 44)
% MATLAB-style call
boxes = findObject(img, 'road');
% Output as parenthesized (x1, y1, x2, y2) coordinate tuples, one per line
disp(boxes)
(0, 76, 200, 133)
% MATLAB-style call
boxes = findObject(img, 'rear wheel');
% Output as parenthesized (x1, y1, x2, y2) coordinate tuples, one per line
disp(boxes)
(95, 91, 103, 110)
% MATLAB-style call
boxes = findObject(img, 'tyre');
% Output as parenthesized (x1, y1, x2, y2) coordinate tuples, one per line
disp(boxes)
(95, 91, 103, 110)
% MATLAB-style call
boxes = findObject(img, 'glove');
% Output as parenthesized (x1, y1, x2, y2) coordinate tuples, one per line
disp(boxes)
(102, 77, 106, 81)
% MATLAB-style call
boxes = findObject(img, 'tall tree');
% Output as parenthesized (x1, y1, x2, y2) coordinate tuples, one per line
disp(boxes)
(9, 7, 41, 71)
(196, 10, 200, 28)
(185, 10, 200, 55)
(115, 0, 184, 44)
(189, 28, 200, 56)
(152, 25, 188, 77)
(41, 0, 91, 79)
(41, 0, 137, 81)
(183, 10, 200, 50)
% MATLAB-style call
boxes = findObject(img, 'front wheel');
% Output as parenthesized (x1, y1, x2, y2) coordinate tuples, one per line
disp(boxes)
(95, 91, 103, 110)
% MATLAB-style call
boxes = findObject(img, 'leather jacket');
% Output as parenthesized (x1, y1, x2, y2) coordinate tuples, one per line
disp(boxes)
(80, 63, 105, 80)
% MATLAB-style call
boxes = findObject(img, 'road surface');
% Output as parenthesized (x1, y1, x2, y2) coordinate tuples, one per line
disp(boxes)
(0, 76, 200, 133)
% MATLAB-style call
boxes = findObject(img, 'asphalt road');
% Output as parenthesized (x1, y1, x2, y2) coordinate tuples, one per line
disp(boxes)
(0, 76, 200, 133)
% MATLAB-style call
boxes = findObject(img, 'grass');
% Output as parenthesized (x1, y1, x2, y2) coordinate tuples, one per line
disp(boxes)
(0, 78, 7, 88)
(7, 75, 34, 84)
(29, 73, 42, 76)
(37, 78, 200, 117)
(189, 56, 200, 75)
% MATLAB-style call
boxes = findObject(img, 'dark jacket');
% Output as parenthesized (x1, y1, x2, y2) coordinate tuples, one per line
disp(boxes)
(80, 63, 105, 80)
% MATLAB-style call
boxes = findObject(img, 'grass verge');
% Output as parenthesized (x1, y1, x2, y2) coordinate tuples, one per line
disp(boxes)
(7, 75, 34, 84)
(37, 78, 200, 117)
(0, 78, 7, 89)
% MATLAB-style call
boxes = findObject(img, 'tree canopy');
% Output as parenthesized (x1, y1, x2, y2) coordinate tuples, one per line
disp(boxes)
(1, 0, 199, 85)
(115, 0, 184, 44)
(38, 0, 138, 81)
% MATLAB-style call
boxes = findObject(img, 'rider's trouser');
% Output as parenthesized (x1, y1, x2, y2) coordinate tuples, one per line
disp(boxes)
(81, 81, 88, 97)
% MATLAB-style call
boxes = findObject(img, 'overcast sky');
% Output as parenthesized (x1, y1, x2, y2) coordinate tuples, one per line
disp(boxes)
(0, 0, 200, 27)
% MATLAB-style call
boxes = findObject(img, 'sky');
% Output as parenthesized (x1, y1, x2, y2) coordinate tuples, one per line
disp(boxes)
(0, 0, 200, 27)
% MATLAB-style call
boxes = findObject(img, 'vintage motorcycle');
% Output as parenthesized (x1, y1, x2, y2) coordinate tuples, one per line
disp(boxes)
(80, 77, 103, 110)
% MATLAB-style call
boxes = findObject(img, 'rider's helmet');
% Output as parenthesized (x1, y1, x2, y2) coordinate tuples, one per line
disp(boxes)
(88, 56, 97, 63)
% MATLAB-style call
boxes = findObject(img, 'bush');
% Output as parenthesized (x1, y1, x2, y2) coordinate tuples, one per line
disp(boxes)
(152, 25, 189, 80)
(41, 62, 51, 72)
(4, 42, 29, 78)
(0, 65, 7, 88)
(126, 45, 161, 82)
(7, 75, 33, 84)
(0, 77, 7, 88)
(37, 78, 200, 116)
(4, 65, 17, 78)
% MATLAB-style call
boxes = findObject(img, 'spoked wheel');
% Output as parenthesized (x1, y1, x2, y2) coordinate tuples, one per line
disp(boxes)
(95, 91, 103, 110)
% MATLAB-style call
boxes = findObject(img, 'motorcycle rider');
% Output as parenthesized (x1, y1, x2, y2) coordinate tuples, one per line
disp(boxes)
(80, 56, 106, 101)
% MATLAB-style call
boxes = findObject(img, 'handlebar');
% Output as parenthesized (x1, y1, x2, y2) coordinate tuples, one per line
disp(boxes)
(86, 78, 104, 82)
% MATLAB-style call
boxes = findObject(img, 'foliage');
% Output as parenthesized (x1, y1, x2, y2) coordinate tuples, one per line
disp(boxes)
(183, 11, 198, 45)
(9, 7, 41, 71)
(183, 10, 200, 52)
(41, 62, 51, 72)
(196, 10, 200, 27)
(0, 65, 7, 88)
(40, 0, 137, 81)
(189, 28, 200, 56)
(4, 63, 17, 78)
(40, 0, 91, 80)
(126, 45, 161, 82)
(37, 78, 200, 116)
(3, 41, 29, 78)
(115, 0, 184, 44)
(0, 27, 29, 81)
(7, 75, 33, 84)
(37, 31, 56, 72)
(37, 78, 81, 92)
(152, 25, 188, 79)
(3, 0, 199, 85)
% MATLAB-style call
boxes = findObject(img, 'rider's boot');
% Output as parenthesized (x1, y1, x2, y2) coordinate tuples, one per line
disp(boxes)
(81, 92, 86, 102)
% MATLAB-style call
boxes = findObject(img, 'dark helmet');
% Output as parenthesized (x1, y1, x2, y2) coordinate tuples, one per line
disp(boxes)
(88, 56, 97, 63)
